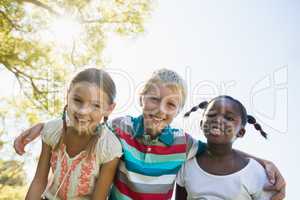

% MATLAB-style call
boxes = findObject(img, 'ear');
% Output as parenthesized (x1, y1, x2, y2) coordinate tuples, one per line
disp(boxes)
(105, 103, 116, 117)
(237, 127, 246, 138)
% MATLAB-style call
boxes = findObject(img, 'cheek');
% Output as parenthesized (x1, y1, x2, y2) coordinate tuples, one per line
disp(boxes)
(68, 101, 79, 112)
(89, 111, 100, 119)
(225, 123, 240, 135)
(142, 101, 158, 113)
(66, 105, 75, 117)
(166, 113, 176, 122)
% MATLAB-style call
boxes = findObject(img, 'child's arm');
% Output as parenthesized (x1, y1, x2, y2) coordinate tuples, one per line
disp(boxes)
(25, 141, 51, 200)
(92, 158, 120, 200)
(175, 184, 187, 200)
(235, 150, 285, 200)
(14, 123, 44, 155)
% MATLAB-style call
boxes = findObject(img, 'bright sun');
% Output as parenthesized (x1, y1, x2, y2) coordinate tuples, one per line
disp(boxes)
(48, 16, 83, 46)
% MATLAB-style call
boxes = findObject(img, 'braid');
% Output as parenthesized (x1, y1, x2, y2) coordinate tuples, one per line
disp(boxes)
(199, 101, 208, 109)
(54, 105, 68, 151)
(62, 105, 67, 134)
(247, 115, 267, 139)
(184, 101, 208, 117)
(104, 116, 108, 122)
(185, 95, 268, 139)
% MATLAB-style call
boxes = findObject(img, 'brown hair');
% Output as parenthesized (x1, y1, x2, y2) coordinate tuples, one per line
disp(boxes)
(55, 68, 116, 157)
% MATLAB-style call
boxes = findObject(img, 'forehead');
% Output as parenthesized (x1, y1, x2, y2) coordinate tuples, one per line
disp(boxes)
(69, 81, 108, 101)
(146, 83, 182, 98)
(206, 98, 241, 114)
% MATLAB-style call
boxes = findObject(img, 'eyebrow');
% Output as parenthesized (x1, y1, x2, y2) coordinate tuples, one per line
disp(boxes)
(225, 111, 236, 115)
(208, 109, 237, 115)
(73, 94, 82, 98)
(73, 94, 102, 103)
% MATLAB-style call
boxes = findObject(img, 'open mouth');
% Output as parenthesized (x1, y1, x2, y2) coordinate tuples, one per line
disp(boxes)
(74, 116, 90, 125)
(205, 124, 226, 136)
(148, 114, 165, 124)
(209, 128, 223, 136)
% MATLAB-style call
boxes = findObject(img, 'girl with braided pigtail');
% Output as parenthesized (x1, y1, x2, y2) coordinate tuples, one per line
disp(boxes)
(25, 68, 122, 200)
(176, 95, 274, 200)
(14, 72, 286, 199)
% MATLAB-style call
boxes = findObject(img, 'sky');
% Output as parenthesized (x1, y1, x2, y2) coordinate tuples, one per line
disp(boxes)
(103, 0, 298, 198)
(0, 0, 298, 199)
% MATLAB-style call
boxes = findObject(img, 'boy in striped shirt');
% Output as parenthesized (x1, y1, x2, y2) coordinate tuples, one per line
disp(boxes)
(14, 69, 285, 200)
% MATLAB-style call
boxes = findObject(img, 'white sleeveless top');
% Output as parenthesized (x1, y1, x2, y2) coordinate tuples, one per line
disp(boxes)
(176, 157, 274, 200)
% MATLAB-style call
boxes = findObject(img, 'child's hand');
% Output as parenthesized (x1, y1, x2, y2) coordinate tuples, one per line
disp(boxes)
(14, 123, 44, 155)
(263, 160, 286, 200)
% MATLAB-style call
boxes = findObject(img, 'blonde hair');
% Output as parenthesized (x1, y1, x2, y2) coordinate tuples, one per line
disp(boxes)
(141, 69, 187, 109)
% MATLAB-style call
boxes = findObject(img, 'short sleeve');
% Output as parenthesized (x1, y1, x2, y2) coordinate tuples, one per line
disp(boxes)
(244, 159, 275, 200)
(41, 118, 63, 148)
(176, 162, 186, 187)
(96, 126, 123, 165)
(185, 133, 206, 160)
(110, 116, 133, 135)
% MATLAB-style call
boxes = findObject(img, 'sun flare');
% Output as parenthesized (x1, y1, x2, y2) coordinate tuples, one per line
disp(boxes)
(48, 16, 83, 46)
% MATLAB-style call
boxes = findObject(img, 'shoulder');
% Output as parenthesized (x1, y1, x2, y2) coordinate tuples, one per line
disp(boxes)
(184, 132, 206, 159)
(247, 159, 269, 179)
(241, 159, 273, 196)
(95, 125, 123, 164)
(110, 116, 134, 132)
(110, 115, 132, 127)
(41, 118, 63, 148)
(99, 125, 122, 146)
(176, 157, 198, 186)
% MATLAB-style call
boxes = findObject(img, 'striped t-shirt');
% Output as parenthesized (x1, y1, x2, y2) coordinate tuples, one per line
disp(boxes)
(109, 115, 206, 200)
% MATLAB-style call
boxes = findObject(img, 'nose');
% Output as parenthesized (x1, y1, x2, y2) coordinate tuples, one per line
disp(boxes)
(214, 114, 224, 124)
(76, 104, 92, 115)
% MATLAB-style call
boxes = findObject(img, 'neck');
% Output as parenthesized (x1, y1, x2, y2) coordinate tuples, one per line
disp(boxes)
(206, 142, 233, 159)
(67, 127, 94, 140)
(144, 128, 160, 139)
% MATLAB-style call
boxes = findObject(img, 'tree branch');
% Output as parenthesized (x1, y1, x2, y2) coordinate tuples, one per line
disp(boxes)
(0, 10, 22, 32)
(17, 0, 60, 16)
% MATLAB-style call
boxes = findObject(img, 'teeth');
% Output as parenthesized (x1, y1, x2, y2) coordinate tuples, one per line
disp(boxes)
(153, 116, 163, 121)
(210, 128, 222, 136)
(76, 117, 89, 123)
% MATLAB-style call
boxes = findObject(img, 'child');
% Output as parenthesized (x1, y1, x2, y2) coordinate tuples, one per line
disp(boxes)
(176, 95, 274, 200)
(15, 70, 285, 200)
(25, 68, 122, 200)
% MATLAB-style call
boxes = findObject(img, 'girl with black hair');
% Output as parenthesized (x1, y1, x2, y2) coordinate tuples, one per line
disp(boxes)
(176, 95, 274, 200)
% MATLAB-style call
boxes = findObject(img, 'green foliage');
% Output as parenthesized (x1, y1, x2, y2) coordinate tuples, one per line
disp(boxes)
(0, 0, 153, 122)
(0, 159, 27, 200)
(0, 0, 153, 198)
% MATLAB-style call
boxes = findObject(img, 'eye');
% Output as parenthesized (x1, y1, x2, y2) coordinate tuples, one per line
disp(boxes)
(225, 115, 235, 121)
(167, 102, 177, 110)
(206, 113, 216, 118)
(73, 98, 82, 103)
(149, 96, 160, 102)
(93, 104, 101, 109)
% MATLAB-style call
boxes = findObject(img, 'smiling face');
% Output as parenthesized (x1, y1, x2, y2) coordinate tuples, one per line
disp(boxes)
(201, 98, 246, 144)
(66, 81, 115, 135)
(141, 83, 182, 137)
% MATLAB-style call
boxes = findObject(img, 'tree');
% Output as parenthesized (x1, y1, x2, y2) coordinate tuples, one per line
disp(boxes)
(0, 1, 153, 199)
(0, 159, 27, 199)
(0, 0, 153, 121)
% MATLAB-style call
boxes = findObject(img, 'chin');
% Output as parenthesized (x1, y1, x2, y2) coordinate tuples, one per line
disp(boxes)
(75, 126, 94, 135)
